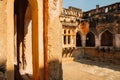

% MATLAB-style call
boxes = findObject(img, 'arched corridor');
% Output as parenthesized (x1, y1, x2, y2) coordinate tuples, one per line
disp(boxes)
(14, 0, 40, 79)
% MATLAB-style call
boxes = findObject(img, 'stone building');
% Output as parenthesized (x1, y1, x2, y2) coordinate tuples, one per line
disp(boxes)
(83, 2, 120, 49)
(60, 7, 83, 59)
(60, 2, 120, 63)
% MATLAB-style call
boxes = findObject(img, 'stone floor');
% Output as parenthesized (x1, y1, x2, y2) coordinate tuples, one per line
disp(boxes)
(62, 59, 120, 80)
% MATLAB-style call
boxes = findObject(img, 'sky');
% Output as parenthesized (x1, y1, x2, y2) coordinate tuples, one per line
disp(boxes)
(62, 0, 120, 11)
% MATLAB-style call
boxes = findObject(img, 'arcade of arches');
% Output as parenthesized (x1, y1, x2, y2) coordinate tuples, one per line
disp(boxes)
(60, 2, 120, 67)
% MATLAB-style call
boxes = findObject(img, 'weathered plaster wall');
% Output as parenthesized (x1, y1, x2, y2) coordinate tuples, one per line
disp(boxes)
(48, 0, 63, 80)
(6, 0, 14, 80)
(84, 48, 120, 65)
(0, 0, 7, 65)
(0, 0, 8, 79)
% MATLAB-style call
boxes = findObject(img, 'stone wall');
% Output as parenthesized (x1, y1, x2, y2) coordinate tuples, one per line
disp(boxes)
(48, 0, 63, 80)
(0, 0, 7, 79)
(6, 0, 14, 80)
(83, 48, 120, 65)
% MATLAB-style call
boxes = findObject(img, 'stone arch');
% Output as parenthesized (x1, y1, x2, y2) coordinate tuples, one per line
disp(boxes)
(14, 0, 39, 80)
(101, 30, 113, 46)
(86, 31, 95, 47)
(7, 0, 62, 80)
(76, 31, 82, 47)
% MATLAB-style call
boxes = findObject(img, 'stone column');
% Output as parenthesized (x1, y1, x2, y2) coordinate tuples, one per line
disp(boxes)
(74, 35, 76, 47)
(98, 34, 101, 47)
(0, 0, 7, 79)
(29, 0, 39, 79)
(115, 34, 120, 49)
(71, 35, 73, 45)
(66, 29, 68, 45)
(74, 29, 77, 47)
(6, 0, 14, 79)
(38, 0, 44, 80)
(48, 0, 63, 80)
(62, 34, 64, 47)
(31, 9, 39, 80)
(82, 35, 86, 47)
(95, 36, 99, 47)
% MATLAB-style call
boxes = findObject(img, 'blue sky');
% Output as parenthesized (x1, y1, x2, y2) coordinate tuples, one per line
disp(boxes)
(62, 0, 120, 11)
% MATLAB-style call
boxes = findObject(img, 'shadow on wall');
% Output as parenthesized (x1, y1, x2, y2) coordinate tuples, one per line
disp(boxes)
(14, 65, 23, 80)
(62, 48, 75, 58)
(62, 47, 84, 59)
(48, 59, 63, 80)
(0, 62, 6, 80)
(72, 48, 84, 60)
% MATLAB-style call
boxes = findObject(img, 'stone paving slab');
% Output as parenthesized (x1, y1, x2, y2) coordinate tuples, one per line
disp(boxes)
(62, 59, 120, 80)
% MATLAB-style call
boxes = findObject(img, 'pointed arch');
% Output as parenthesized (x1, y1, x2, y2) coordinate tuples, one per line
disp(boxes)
(101, 30, 113, 46)
(76, 31, 82, 47)
(86, 32, 95, 47)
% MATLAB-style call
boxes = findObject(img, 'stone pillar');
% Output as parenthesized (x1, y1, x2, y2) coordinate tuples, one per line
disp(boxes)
(0, 0, 7, 79)
(66, 29, 68, 45)
(29, 0, 39, 79)
(31, 9, 39, 80)
(37, 0, 44, 80)
(6, 0, 14, 79)
(74, 29, 77, 47)
(95, 36, 99, 47)
(74, 35, 76, 47)
(71, 35, 73, 45)
(82, 35, 86, 47)
(99, 35, 101, 47)
(48, 0, 63, 80)
(115, 34, 120, 49)
(66, 36, 68, 45)
(62, 33, 64, 47)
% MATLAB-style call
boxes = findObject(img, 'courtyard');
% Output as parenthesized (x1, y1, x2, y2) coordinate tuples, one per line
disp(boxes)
(63, 59, 120, 80)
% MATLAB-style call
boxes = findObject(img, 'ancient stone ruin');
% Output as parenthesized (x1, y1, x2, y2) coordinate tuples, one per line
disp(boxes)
(60, 2, 120, 64)
(0, 0, 120, 80)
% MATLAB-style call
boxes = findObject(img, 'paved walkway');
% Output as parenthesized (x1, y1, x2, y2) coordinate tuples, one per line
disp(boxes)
(62, 59, 120, 80)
